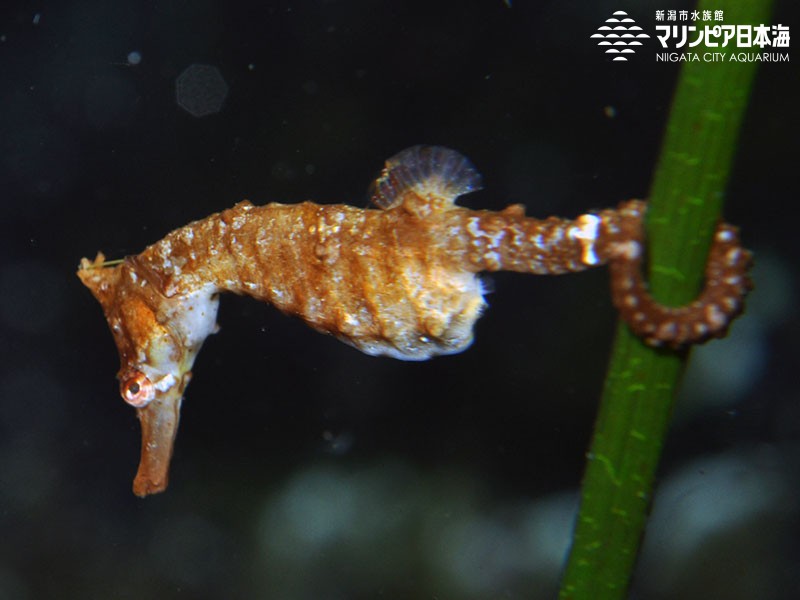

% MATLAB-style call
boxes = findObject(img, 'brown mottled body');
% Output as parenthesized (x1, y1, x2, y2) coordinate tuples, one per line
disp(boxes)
(78, 146, 752, 496)
(136, 200, 479, 359)
(133, 198, 638, 359)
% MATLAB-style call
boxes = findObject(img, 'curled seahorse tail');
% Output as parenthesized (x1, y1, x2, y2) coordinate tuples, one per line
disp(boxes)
(609, 221, 753, 348)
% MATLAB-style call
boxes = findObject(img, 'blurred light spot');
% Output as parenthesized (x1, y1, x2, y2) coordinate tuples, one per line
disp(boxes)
(680, 316, 766, 412)
(518, 492, 578, 575)
(746, 251, 794, 327)
(259, 463, 418, 564)
(680, 252, 790, 415)
(436, 515, 519, 594)
(322, 429, 354, 455)
(649, 450, 790, 549)
(427, 492, 578, 596)
(256, 461, 580, 596)
(176, 64, 228, 117)
(640, 448, 796, 599)
(32, 13, 41, 26)
(603, 105, 617, 118)
(126, 50, 142, 65)
(279, 468, 359, 547)
(0, 260, 65, 335)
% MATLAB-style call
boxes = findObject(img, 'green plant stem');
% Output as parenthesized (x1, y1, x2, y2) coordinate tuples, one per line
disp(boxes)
(559, 2, 771, 598)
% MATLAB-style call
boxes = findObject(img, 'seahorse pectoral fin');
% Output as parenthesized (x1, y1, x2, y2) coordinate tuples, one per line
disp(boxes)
(132, 387, 184, 497)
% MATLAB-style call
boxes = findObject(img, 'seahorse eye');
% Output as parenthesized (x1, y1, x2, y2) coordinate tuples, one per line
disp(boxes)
(121, 372, 155, 407)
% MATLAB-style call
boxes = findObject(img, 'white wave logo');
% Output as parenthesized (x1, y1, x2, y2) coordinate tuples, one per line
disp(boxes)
(591, 10, 651, 61)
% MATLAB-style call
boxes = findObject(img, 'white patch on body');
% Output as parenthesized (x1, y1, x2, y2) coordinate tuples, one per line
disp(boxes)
(161, 284, 221, 349)
(716, 228, 734, 242)
(572, 214, 601, 265)
(153, 373, 177, 392)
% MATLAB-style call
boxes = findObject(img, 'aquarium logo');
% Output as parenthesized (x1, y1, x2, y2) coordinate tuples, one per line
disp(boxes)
(591, 10, 651, 61)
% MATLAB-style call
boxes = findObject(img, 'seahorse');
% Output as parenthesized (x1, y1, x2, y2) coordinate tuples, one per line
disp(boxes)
(77, 146, 752, 496)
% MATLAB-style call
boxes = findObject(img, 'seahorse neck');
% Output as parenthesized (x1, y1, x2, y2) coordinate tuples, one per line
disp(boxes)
(133, 204, 256, 299)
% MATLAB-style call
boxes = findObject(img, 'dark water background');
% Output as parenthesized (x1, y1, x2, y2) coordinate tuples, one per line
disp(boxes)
(1, 1, 798, 598)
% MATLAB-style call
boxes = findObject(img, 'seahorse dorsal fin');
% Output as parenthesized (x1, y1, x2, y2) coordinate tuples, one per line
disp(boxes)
(370, 146, 483, 212)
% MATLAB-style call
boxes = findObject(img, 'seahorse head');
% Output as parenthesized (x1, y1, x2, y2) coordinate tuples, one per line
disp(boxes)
(77, 253, 219, 496)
